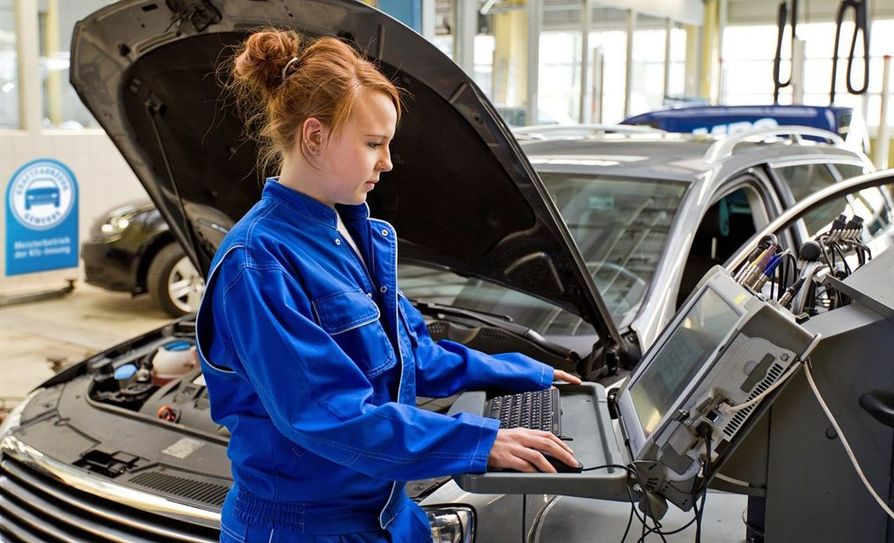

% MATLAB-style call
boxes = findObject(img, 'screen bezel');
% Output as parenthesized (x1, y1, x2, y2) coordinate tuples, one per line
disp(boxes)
(617, 272, 747, 459)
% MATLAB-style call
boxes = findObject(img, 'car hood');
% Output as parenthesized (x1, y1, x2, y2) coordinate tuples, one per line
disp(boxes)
(70, 0, 623, 348)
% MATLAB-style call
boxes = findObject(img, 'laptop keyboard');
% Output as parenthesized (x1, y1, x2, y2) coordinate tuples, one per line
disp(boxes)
(486, 388, 561, 436)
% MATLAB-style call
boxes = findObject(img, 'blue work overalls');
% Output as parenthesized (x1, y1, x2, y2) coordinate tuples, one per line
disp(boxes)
(195, 180, 553, 542)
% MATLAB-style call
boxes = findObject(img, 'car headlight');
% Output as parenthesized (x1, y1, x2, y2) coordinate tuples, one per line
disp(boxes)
(0, 389, 43, 441)
(90, 204, 149, 240)
(96, 210, 138, 238)
(424, 506, 474, 543)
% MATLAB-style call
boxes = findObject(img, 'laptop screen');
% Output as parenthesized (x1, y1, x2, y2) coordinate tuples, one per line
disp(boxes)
(628, 287, 741, 439)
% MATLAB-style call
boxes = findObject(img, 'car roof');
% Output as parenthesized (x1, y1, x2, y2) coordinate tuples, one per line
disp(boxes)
(518, 129, 866, 182)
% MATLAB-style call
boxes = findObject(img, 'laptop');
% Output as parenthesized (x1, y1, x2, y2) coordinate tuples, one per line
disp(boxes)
(450, 266, 819, 511)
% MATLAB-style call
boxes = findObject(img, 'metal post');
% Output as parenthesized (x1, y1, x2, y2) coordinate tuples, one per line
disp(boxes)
(716, 0, 727, 104)
(527, 0, 542, 126)
(15, 0, 40, 133)
(624, 9, 635, 118)
(663, 17, 672, 105)
(791, 38, 806, 104)
(874, 55, 891, 169)
(455, 0, 477, 76)
(421, 0, 436, 41)
(592, 47, 604, 123)
(579, 0, 592, 123)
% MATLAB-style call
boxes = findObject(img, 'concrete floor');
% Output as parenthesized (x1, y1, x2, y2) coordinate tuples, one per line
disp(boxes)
(0, 283, 170, 412)
(0, 282, 752, 541)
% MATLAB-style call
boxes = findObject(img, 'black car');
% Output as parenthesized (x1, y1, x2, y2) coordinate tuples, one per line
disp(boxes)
(82, 202, 204, 317)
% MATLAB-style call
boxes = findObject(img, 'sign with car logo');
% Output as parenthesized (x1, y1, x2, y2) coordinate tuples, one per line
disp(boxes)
(5, 159, 79, 275)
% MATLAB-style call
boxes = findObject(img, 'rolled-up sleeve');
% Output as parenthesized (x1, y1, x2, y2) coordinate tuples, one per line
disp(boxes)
(216, 260, 501, 479)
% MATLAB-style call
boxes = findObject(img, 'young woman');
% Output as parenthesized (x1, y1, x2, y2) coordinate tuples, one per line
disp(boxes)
(195, 29, 581, 543)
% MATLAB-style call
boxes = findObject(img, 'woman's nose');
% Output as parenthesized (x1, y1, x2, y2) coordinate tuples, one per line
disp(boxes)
(378, 150, 393, 172)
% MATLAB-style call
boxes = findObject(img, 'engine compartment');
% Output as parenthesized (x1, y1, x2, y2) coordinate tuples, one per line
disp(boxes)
(84, 319, 225, 436)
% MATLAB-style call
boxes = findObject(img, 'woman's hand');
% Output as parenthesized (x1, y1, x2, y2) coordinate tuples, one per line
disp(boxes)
(553, 369, 582, 385)
(487, 428, 580, 473)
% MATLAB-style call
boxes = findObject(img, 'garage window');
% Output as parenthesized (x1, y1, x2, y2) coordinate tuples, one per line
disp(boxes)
(39, 0, 115, 129)
(0, 0, 17, 129)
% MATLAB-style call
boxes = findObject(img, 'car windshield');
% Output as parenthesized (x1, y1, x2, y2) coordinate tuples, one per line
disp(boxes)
(399, 174, 688, 337)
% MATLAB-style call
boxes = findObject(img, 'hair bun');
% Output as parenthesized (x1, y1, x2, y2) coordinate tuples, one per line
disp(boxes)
(232, 29, 301, 97)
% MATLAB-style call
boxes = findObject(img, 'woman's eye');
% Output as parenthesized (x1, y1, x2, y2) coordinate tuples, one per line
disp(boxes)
(368, 143, 382, 149)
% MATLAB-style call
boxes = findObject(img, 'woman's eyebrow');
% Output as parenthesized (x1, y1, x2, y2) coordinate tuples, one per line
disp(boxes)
(365, 133, 392, 140)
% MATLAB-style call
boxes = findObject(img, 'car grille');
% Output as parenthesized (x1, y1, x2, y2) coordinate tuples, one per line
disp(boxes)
(0, 456, 219, 542)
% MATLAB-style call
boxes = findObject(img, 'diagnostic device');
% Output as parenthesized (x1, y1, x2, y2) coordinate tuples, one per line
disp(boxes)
(450, 266, 819, 512)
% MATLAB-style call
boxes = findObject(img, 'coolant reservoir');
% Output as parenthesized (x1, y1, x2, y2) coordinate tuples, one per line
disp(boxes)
(151, 341, 197, 385)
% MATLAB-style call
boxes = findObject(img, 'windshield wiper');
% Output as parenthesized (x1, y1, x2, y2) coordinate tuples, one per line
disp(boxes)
(409, 298, 579, 361)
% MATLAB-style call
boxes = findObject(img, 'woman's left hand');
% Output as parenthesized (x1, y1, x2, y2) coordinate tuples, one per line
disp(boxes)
(553, 369, 582, 385)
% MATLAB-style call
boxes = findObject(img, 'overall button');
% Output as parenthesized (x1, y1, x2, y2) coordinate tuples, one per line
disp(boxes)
(380, 286, 388, 293)
(380, 229, 389, 236)
(334, 238, 342, 245)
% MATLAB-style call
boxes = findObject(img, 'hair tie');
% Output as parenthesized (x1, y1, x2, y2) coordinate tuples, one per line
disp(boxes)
(281, 57, 301, 82)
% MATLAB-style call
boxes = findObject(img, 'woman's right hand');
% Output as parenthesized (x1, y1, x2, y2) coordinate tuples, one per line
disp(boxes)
(486, 428, 580, 473)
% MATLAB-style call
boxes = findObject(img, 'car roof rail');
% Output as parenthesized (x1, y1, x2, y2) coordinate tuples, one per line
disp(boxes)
(703, 125, 846, 164)
(512, 123, 665, 141)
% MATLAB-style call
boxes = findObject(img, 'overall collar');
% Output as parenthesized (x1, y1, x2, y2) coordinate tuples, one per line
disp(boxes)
(263, 178, 370, 228)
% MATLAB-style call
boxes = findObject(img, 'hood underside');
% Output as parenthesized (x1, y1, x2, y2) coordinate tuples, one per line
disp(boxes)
(70, 0, 623, 346)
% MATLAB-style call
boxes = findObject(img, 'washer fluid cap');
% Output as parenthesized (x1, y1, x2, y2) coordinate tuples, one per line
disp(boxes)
(114, 364, 138, 381)
(163, 340, 193, 352)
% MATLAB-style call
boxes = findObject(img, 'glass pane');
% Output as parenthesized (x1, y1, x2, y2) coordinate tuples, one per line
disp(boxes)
(400, 175, 688, 337)
(39, 0, 115, 129)
(540, 173, 688, 325)
(775, 163, 845, 235)
(0, 0, 18, 129)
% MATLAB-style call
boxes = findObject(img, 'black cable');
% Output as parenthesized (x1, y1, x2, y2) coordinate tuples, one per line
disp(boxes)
(772, 0, 798, 103)
(582, 463, 632, 472)
(694, 432, 712, 543)
(784, 252, 798, 291)
(653, 514, 697, 536)
(620, 501, 635, 543)
(829, 0, 870, 102)
(742, 507, 766, 537)
(831, 242, 852, 275)
(640, 508, 647, 542)
(637, 494, 669, 543)
(616, 462, 699, 542)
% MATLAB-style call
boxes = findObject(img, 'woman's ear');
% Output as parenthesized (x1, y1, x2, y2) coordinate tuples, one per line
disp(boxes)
(301, 117, 327, 155)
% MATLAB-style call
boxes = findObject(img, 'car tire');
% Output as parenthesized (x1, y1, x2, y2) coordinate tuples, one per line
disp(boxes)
(147, 243, 203, 317)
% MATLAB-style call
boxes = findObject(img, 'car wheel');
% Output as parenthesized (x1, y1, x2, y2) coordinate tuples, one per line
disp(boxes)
(147, 243, 203, 317)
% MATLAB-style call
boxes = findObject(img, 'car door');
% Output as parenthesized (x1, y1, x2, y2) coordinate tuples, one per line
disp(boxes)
(769, 160, 894, 259)
(676, 170, 782, 307)
(726, 169, 894, 272)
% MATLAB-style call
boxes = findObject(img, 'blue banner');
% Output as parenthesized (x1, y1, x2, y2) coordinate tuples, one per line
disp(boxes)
(378, 0, 422, 33)
(5, 158, 79, 275)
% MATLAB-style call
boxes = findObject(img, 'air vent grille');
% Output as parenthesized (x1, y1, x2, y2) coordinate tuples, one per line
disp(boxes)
(722, 362, 785, 438)
(129, 471, 229, 507)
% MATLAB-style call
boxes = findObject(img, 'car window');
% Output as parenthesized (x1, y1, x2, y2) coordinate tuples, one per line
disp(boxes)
(774, 163, 845, 235)
(676, 186, 762, 307)
(777, 162, 894, 242)
(538, 173, 688, 326)
(398, 175, 689, 336)
(832, 163, 894, 240)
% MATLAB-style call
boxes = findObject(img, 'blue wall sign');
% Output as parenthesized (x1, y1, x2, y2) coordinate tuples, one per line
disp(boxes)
(5, 159, 79, 275)
(378, 0, 422, 33)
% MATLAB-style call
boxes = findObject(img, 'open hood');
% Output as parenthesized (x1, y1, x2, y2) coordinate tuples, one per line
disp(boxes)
(70, 0, 624, 351)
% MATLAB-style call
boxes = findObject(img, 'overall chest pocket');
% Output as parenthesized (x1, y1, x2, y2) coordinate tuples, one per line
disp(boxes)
(312, 289, 396, 378)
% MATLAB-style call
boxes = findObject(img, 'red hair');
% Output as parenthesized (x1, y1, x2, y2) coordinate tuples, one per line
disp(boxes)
(228, 29, 402, 171)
